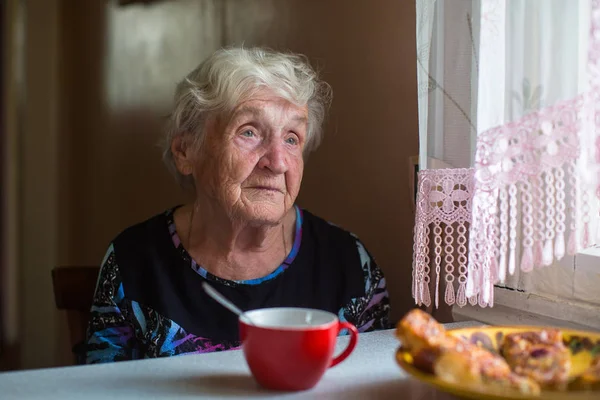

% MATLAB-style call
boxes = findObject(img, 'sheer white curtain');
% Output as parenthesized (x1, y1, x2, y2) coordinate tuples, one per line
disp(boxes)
(414, 0, 479, 310)
(413, 0, 600, 308)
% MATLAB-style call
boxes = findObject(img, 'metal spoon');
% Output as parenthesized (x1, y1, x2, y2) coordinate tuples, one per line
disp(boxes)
(201, 282, 255, 325)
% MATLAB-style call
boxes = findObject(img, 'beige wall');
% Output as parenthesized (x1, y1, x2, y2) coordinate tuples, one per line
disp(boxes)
(19, 0, 418, 368)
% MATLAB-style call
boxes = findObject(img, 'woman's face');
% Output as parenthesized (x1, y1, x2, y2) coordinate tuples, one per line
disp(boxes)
(189, 91, 308, 225)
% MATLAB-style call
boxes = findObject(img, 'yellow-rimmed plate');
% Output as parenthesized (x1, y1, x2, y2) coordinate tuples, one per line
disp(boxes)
(396, 326, 600, 400)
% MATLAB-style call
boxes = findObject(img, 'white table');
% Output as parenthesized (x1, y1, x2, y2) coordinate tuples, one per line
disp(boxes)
(0, 322, 481, 399)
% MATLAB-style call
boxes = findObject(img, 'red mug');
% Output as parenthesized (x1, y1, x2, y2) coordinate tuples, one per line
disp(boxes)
(239, 307, 359, 391)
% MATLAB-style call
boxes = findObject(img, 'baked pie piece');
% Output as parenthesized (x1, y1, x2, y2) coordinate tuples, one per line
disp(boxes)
(434, 349, 541, 396)
(396, 309, 541, 396)
(396, 308, 451, 353)
(501, 330, 571, 388)
(396, 309, 507, 371)
(405, 336, 513, 379)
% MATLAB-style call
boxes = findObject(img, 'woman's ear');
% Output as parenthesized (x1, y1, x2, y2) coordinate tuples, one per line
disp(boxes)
(171, 135, 194, 176)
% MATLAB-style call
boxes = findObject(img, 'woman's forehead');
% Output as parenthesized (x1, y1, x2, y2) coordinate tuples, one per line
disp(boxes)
(233, 104, 308, 122)
(229, 96, 308, 123)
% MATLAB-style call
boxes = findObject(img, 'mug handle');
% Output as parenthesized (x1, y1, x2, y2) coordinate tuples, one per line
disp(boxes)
(329, 321, 359, 367)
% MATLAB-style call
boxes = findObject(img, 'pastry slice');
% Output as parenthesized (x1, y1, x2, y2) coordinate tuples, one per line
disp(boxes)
(396, 308, 458, 353)
(501, 330, 571, 388)
(485, 372, 542, 396)
(396, 310, 541, 396)
(434, 348, 541, 396)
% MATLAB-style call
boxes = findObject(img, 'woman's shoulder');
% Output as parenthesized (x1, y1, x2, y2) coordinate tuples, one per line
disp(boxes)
(111, 206, 179, 250)
(103, 206, 181, 284)
(300, 208, 364, 249)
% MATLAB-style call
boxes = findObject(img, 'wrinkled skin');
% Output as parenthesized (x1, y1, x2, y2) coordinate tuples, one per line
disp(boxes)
(170, 90, 308, 280)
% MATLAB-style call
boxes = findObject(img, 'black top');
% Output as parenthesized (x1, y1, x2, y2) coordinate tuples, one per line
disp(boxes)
(83, 206, 391, 363)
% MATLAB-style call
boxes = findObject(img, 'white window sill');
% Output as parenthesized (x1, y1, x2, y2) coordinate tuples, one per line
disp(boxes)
(452, 286, 600, 331)
(576, 245, 600, 272)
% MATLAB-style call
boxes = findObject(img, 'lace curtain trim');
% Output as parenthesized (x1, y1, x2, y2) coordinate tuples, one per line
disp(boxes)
(413, 0, 600, 308)
(413, 168, 475, 308)
(467, 93, 596, 306)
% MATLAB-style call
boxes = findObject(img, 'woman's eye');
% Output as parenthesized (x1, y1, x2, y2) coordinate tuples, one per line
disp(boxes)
(286, 136, 299, 145)
(241, 130, 255, 138)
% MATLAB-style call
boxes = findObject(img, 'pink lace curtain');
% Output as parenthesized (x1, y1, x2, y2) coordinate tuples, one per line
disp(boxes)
(413, 0, 600, 308)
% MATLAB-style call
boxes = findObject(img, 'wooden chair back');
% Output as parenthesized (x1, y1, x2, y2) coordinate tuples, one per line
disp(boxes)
(51, 266, 100, 364)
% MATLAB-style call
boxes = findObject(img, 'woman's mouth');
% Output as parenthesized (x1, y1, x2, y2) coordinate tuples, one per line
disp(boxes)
(247, 186, 284, 193)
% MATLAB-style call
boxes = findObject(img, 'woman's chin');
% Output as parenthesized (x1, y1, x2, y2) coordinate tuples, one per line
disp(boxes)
(237, 202, 289, 226)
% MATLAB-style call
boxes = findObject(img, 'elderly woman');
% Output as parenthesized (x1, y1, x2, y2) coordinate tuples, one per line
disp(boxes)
(83, 47, 391, 363)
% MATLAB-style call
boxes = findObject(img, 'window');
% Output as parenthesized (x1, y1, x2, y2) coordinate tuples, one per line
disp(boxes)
(413, 0, 600, 329)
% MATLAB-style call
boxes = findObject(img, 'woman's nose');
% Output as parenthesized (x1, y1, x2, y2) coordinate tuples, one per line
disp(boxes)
(257, 142, 287, 174)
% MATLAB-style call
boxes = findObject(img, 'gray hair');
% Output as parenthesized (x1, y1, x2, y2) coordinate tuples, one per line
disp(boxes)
(162, 46, 333, 187)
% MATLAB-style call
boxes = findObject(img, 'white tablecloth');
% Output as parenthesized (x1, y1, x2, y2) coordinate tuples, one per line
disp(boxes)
(0, 322, 481, 399)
